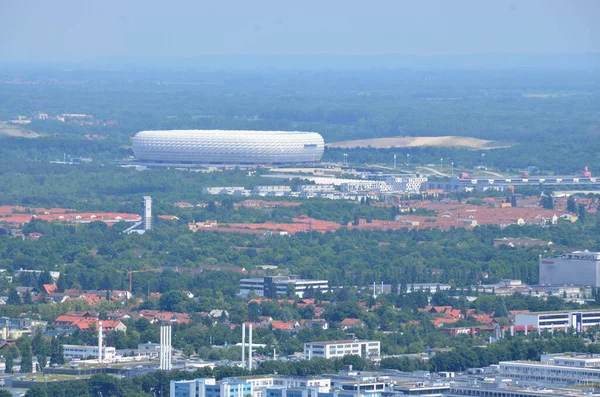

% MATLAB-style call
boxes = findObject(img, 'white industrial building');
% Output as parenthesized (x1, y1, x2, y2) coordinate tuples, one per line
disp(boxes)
(239, 276, 329, 298)
(63, 345, 116, 360)
(539, 251, 600, 287)
(132, 130, 324, 164)
(303, 340, 380, 360)
(515, 309, 600, 332)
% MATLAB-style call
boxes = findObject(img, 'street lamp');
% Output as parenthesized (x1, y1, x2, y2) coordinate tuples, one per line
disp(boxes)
(451, 162, 454, 177)
(393, 154, 397, 169)
(406, 153, 410, 167)
(440, 158, 443, 172)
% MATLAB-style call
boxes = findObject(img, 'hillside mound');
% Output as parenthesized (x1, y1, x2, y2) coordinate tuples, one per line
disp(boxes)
(327, 136, 501, 149)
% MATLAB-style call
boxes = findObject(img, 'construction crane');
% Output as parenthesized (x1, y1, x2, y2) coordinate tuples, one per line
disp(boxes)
(127, 267, 161, 294)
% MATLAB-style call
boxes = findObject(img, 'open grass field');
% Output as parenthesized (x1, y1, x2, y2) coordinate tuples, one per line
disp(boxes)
(326, 135, 506, 149)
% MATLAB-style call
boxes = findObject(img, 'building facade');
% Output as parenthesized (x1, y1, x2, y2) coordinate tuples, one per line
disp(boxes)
(171, 378, 252, 397)
(539, 251, 600, 287)
(303, 340, 380, 360)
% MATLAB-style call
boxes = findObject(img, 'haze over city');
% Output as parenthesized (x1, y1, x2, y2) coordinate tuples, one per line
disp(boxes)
(1, 0, 599, 62)
(2, 1, 600, 397)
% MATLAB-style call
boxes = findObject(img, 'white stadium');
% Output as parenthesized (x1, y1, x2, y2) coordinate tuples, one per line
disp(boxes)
(131, 130, 325, 164)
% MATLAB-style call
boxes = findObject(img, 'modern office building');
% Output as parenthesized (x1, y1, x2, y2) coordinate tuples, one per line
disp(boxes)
(515, 309, 600, 332)
(539, 251, 600, 287)
(239, 276, 329, 298)
(170, 378, 252, 397)
(303, 340, 380, 360)
(132, 130, 324, 164)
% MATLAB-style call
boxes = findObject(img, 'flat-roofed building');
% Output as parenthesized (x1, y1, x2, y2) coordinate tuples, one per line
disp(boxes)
(447, 383, 590, 397)
(498, 359, 600, 384)
(304, 340, 380, 360)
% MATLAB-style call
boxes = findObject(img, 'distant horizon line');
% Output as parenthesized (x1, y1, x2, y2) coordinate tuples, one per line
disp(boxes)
(2, 52, 599, 70)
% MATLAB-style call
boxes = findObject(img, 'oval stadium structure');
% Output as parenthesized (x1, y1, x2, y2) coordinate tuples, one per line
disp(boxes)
(132, 130, 325, 164)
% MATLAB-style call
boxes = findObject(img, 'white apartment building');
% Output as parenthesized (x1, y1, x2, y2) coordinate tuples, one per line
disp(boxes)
(303, 340, 380, 360)
(202, 187, 250, 196)
(63, 345, 116, 360)
(339, 181, 390, 192)
(251, 186, 293, 196)
(296, 185, 337, 193)
(514, 309, 600, 332)
(402, 283, 452, 294)
(385, 176, 428, 193)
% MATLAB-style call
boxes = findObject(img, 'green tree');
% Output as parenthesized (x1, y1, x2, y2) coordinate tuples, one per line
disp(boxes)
(567, 196, 577, 212)
(50, 338, 65, 365)
(541, 195, 554, 209)
(4, 350, 13, 373)
(7, 288, 20, 305)
(578, 203, 587, 222)
(20, 343, 33, 373)
(24, 386, 47, 397)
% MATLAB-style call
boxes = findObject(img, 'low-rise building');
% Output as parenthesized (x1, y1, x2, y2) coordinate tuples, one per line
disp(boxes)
(304, 340, 380, 360)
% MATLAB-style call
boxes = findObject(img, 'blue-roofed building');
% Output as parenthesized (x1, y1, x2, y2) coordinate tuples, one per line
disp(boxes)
(170, 378, 252, 397)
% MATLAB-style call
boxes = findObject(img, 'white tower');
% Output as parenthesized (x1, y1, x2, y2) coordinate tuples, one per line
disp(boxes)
(142, 196, 152, 231)
(248, 323, 253, 371)
(241, 323, 246, 369)
(98, 321, 103, 363)
(160, 325, 172, 370)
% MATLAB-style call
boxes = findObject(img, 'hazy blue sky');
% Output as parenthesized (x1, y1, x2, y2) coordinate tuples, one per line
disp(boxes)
(1, 0, 598, 62)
